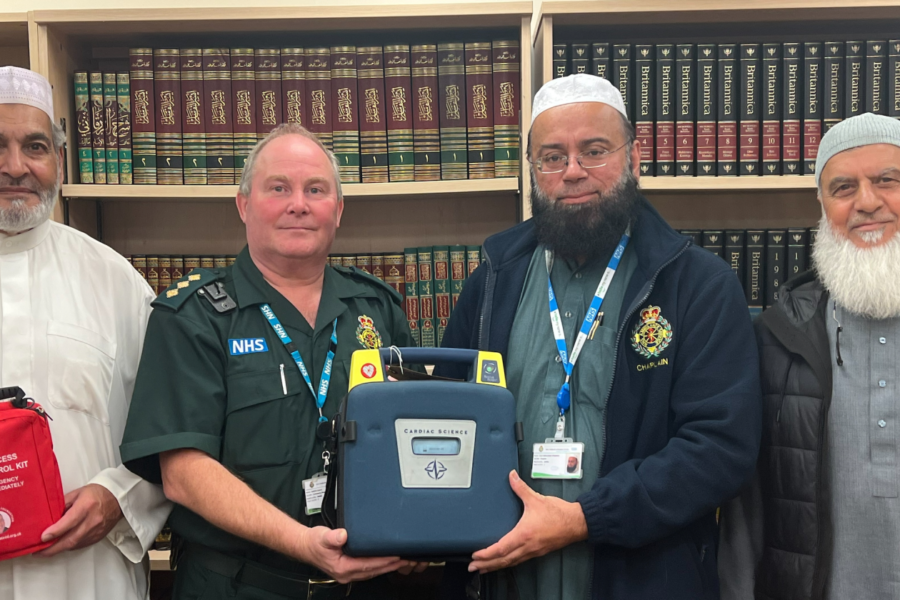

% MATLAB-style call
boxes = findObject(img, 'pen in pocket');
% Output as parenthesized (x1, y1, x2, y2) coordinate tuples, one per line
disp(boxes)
(280, 364, 287, 395)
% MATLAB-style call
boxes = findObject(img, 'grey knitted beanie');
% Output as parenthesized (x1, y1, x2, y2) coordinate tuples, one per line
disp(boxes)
(815, 112, 900, 187)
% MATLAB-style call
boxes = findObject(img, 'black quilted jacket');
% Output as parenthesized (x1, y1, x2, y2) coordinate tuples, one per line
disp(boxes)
(719, 271, 834, 600)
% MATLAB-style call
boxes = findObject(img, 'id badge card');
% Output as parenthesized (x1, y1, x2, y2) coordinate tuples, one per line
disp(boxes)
(303, 474, 328, 515)
(532, 441, 584, 479)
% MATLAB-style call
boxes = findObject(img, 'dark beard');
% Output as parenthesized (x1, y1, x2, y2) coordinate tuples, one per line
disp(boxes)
(531, 168, 641, 262)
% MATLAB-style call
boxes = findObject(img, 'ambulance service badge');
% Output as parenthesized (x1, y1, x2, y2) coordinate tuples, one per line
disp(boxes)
(631, 305, 672, 359)
(356, 315, 383, 349)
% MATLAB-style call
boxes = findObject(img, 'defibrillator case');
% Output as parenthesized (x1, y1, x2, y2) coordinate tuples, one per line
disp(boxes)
(324, 348, 523, 559)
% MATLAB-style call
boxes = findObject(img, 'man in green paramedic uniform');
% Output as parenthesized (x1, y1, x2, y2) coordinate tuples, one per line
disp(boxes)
(120, 124, 421, 599)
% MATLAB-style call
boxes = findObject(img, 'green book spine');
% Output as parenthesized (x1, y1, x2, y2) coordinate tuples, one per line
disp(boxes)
(433, 246, 451, 346)
(89, 72, 106, 183)
(449, 245, 466, 310)
(117, 73, 133, 184)
(103, 72, 120, 184)
(417, 246, 436, 347)
(404, 248, 421, 347)
(74, 72, 93, 184)
(466, 245, 481, 277)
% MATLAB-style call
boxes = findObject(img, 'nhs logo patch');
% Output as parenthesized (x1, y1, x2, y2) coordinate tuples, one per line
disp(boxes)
(229, 338, 269, 355)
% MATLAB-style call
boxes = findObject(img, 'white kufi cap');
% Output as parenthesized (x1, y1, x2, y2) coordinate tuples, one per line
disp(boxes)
(0, 66, 54, 122)
(531, 73, 627, 126)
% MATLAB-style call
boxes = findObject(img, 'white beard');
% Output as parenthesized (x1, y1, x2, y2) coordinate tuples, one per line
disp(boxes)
(812, 215, 900, 319)
(0, 182, 59, 233)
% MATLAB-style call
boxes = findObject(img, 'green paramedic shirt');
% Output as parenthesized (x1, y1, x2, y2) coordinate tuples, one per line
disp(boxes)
(506, 243, 636, 600)
(120, 247, 415, 572)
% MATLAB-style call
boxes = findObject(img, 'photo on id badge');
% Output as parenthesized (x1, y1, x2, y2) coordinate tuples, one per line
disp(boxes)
(532, 442, 584, 479)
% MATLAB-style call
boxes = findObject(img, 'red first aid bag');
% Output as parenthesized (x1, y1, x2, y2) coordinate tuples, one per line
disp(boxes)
(0, 387, 65, 561)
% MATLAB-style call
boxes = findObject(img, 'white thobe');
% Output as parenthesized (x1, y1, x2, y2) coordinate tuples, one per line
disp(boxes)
(0, 220, 171, 600)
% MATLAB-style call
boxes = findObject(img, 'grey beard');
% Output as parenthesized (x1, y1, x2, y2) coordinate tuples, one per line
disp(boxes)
(530, 166, 641, 262)
(0, 179, 59, 234)
(812, 215, 900, 319)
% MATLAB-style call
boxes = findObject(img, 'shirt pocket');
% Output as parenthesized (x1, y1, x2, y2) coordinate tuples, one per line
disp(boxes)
(222, 368, 306, 472)
(46, 320, 117, 420)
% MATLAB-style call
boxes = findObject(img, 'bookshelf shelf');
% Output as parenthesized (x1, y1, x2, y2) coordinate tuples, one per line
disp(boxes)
(61, 178, 521, 201)
(536, 0, 900, 30)
(32, 4, 533, 250)
(639, 176, 816, 193)
(0, 13, 29, 69)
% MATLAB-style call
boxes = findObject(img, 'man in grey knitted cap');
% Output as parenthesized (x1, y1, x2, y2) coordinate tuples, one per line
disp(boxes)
(719, 112, 900, 600)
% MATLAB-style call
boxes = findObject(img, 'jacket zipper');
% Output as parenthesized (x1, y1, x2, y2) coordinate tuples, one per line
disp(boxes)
(587, 240, 689, 600)
(477, 246, 494, 350)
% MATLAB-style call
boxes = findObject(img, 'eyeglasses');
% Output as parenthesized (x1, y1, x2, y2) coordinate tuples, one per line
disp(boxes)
(530, 142, 630, 174)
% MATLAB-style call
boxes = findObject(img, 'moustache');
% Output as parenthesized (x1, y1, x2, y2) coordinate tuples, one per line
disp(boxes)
(0, 176, 41, 194)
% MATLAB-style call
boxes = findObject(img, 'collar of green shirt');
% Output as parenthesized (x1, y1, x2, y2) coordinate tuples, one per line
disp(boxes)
(232, 246, 385, 334)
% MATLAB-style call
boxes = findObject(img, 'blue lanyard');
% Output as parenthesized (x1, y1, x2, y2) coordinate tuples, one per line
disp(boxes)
(260, 304, 337, 423)
(547, 232, 630, 431)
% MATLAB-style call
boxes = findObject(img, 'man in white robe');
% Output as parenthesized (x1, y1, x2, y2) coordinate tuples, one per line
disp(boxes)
(0, 66, 170, 599)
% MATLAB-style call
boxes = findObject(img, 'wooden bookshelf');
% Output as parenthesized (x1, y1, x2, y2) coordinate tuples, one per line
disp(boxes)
(527, 0, 900, 226)
(0, 13, 29, 69)
(61, 178, 520, 200)
(30, 4, 533, 254)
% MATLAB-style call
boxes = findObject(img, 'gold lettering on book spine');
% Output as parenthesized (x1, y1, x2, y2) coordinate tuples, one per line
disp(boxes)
(418, 87, 433, 121)
(185, 90, 201, 125)
(211, 90, 226, 125)
(262, 91, 277, 125)
(337, 88, 353, 123)
(311, 90, 326, 125)
(134, 90, 150, 125)
(237, 90, 252, 125)
(391, 87, 407, 121)
(286, 90, 302, 124)
(445, 84, 460, 120)
(500, 82, 515, 118)
(160, 91, 175, 126)
(472, 84, 487, 119)
(364, 88, 380, 123)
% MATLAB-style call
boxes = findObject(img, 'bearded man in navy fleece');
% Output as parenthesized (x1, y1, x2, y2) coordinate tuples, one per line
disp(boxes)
(438, 74, 762, 600)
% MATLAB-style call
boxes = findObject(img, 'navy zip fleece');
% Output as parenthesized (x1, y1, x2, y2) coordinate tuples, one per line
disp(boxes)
(438, 198, 762, 600)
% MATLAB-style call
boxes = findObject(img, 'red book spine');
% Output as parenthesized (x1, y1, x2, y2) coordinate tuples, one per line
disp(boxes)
(412, 45, 440, 181)
(331, 46, 360, 183)
(676, 44, 695, 176)
(782, 43, 802, 174)
(438, 43, 467, 180)
(762, 43, 782, 175)
(154, 49, 183, 184)
(465, 42, 494, 179)
(384, 45, 414, 182)
(203, 48, 234, 185)
(358, 46, 389, 183)
(740, 44, 761, 176)
(231, 48, 256, 180)
(696, 45, 716, 176)
(306, 48, 333, 151)
(255, 49, 282, 142)
(655, 45, 675, 175)
(180, 49, 207, 185)
(492, 40, 519, 179)
(803, 44, 823, 175)
(130, 48, 156, 184)
(404, 253, 421, 345)
(282, 47, 306, 127)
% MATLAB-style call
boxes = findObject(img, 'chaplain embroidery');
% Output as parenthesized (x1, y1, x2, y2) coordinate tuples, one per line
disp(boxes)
(356, 315, 383, 349)
(631, 305, 672, 359)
